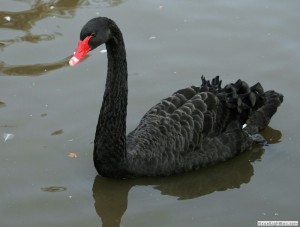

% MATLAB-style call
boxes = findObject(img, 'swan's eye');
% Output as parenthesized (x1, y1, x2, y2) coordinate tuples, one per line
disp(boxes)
(91, 33, 96, 37)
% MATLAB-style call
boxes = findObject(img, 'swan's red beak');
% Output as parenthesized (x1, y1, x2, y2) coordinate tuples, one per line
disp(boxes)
(69, 35, 92, 66)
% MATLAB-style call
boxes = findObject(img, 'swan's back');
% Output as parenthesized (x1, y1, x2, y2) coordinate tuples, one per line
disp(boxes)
(126, 76, 283, 177)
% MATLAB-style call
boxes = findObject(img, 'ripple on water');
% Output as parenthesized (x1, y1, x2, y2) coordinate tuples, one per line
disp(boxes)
(41, 186, 67, 192)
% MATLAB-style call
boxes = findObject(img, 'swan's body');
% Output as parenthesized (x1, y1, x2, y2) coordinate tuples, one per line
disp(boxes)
(70, 17, 283, 178)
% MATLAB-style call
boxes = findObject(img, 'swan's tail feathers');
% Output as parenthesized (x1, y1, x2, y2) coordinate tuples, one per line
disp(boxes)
(200, 76, 283, 135)
(244, 90, 283, 135)
(200, 77, 265, 113)
(200, 76, 222, 92)
(222, 80, 264, 112)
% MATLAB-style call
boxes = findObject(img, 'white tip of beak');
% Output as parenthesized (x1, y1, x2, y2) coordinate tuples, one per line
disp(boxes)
(69, 56, 79, 66)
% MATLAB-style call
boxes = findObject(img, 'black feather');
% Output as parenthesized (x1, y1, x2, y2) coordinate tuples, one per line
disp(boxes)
(74, 17, 283, 178)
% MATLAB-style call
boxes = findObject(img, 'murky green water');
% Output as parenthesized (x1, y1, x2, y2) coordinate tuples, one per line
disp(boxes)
(1, 1, 299, 226)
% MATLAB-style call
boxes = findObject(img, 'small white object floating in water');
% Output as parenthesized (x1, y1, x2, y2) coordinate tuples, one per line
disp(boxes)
(4, 16, 11, 22)
(242, 123, 247, 129)
(100, 49, 107, 53)
(3, 133, 15, 142)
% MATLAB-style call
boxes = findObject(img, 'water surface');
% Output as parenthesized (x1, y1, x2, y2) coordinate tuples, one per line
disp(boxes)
(1, 1, 299, 226)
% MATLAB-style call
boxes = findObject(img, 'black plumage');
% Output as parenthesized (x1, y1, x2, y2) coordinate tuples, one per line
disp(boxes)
(71, 17, 283, 178)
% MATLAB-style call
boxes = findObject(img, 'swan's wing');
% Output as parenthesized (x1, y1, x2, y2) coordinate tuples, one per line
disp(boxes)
(126, 82, 232, 175)
(126, 76, 283, 176)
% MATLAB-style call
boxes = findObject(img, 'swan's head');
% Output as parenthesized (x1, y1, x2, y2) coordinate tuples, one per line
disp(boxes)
(69, 17, 112, 66)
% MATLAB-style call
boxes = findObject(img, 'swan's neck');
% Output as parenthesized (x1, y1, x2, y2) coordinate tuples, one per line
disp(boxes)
(94, 34, 128, 177)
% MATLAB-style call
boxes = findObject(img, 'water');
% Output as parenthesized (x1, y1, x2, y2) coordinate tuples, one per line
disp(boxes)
(1, 1, 299, 226)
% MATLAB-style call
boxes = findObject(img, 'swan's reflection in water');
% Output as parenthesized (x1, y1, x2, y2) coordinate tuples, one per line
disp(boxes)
(92, 126, 282, 227)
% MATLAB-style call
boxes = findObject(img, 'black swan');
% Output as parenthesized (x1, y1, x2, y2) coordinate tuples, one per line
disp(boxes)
(69, 17, 283, 178)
